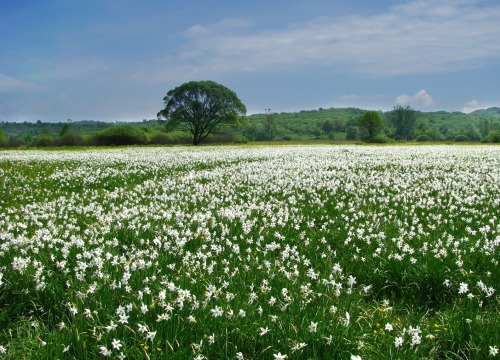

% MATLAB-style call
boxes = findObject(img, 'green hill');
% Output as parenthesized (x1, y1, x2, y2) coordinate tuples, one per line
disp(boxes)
(1, 107, 499, 146)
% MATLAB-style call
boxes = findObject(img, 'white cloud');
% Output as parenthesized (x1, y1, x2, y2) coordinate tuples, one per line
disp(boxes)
(462, 99, 487, 113)
(146, 0, 500, 80)
(395, 90, 436, 109)
(0, 74, 39, 93)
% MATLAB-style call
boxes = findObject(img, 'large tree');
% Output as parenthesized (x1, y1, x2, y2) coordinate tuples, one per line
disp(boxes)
(157, 80, 246, 145)
(391, 104, 417, 140)
(358, 111, 384, 140)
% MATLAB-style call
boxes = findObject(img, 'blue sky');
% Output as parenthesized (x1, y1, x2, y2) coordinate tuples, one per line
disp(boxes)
(1, 0, 499, 122)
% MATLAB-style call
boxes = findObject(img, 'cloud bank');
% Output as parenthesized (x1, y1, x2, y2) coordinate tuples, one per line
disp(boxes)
(148, 0, 500, 82)
(396, 90, 436, 109)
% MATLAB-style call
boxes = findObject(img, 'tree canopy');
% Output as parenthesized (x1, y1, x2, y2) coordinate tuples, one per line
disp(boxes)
(157, 81, 247, 145)
(391, 104, 417, 140)
(358, 111, 384, 140)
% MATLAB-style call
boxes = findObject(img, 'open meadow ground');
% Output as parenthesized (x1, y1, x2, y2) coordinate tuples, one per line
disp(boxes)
(0, 145, 498, 359)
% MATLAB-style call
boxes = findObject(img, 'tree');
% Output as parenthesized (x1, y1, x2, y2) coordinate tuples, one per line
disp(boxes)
(322, 120, 334, 134)
(345, 126, 359, 140)
(264, 109, 276, 141)
(60, 119, 72, 137)
(157, 81, 247, 145)
(358, 111, 384, 140)
(391, 104, 417, 140)
(0, 128, 6, 147)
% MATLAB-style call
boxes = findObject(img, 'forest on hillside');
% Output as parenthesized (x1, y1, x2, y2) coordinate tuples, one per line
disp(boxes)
(1, 107, 499, 147)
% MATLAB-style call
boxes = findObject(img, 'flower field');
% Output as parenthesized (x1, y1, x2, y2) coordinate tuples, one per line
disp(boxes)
(0, 145, 498, 359)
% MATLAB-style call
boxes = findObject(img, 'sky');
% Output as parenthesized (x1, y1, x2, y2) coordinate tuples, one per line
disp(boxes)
(1, 0, 500, 122)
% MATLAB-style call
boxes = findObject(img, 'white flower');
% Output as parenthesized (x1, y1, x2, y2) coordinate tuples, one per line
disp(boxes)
(490, 346, 499, 356)
(105, 321, 118, 332)
(308, 321, 318, 333)
(385, 323, 393, 332)
(458, 282, 469, 294)
(210, 306, 223, 317)
(112, 338, 122, 350)
(99, 346, 112, 356)
(238, 309, 246, 317)
(344, 312, 350, 327)
(146, 331, 157, 341)
(291, 342, 307, 352)
(351, 355, 362, 360)
(273, 352, 287, 360)
(118, 313, 129, 324)
(137, 323, 148, 333)
(259, 327, 270, 336)
(394, 336, 404, 348)
(0, 345, 6, 354)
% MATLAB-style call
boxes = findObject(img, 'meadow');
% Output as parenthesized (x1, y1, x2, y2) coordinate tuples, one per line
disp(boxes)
(0, 145, 498, 359)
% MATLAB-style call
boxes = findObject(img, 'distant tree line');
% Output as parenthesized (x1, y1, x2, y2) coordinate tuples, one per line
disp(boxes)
(1, 107, 499, 148)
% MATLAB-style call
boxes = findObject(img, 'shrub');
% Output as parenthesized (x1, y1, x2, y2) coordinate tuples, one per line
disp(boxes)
(150, 132, 170, 145)
(59, 133, 84, 146)
(93, 125, 148, 146)
(484, 130, 500, 143)
(367, 133, 391, 143)
(454, 134, 469, 142)
(34, 135, 56, 147)
(0, 129, 6, 147)
(345, 126, 359, 140)
(416, 135, 431, 142)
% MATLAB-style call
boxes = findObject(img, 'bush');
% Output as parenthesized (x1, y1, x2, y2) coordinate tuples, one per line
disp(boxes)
(416, 135, 431, 142)
(150, 132, 170, 145)
(345, 126, 359, 140)
(366, 133, 391, 143)
(484, 130, 500, 143)
(233, 134, 248, 144)
(454, 134, 469, 142)
(7, 136, 23, 147)
(0, 129, 6, 147)
(34, 135, 56, 147)
(93, 125, 148, 146)
(59, 132, 84, 146)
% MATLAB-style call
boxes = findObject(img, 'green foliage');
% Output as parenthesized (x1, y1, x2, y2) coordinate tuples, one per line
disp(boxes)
(0, 106, 499, 147)
(93, 125, 148, 146)
(59, 121, 71, 137)
(157, 80, 247, 145)
(345, 126, 359, 140)
(454, 134, 470, 142)
(0, 128, 6, 147)
(391, 104, 417, 140)
(59, 132, 85, 146)
(483, 130, 500, 143)
(322, 119, 335, 134)
(358, 110, 384, 140)
(416, 134, 431, 142)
